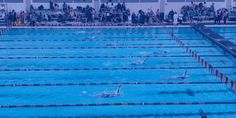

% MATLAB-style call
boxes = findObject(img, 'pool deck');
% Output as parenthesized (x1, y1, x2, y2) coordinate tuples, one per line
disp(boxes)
(1, 24, 236, 29)
(191, 24, 236, 59)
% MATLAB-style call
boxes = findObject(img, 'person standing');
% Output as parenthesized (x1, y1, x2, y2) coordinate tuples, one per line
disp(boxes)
(223, 11, 228, 24)
(49, 0, 54, 10)
(173, 12, 178, 25)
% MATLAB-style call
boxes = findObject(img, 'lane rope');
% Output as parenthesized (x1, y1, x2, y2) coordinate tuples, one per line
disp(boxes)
(0, 45, 215, 50)
(0, 66, 235, 72)
(0, 82, 227, 87)
(1, 101, 236, 108)
(0, 54, 227, 59)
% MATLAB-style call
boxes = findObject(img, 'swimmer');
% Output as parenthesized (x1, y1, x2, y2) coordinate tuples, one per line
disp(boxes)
(177, 68, 188, 79)
(199, 109, 207, 118)
(100, 85, 122, 98)
(153, 50, 168, 55)
(186, 89, 194, 96)
(220, 60, 226, 64)
(167, 69, 189, 80)
(153, 52, 160, 55)
(170, 61, 175, 65)
(130, 57, 149, 66)
(106, 43, 113, 46)
(223, 51, 227, 55)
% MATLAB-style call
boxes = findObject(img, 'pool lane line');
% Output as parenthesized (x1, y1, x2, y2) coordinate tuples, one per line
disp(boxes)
(0, 46, 216, 50)
(0, 51, 229, 56)
(0, 66, 235, 72)
(7, 32, 164, 35)
(0, 60, 233, 68)
(0, 82, 228, 87)
(0, 54, 228, 59)
(213, 31, 236, 33)
(1, 59, 232, 66)
(0, 73, 234, 81)
(8, 32, 197, 36)
(0, 38, 205, 42)
(46, 111, 236, 117)
(11, 27, 190, 30)
(1, 101, 236, 108)
(0, 42, 207, 46)
(158, 89, 229, 95)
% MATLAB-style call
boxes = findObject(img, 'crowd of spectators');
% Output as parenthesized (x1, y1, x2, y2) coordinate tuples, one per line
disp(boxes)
(98, 2, 129, 23)
(5, 1, 96, 26)
(174, 1, 232, 24)
(3, 1, 236, 26)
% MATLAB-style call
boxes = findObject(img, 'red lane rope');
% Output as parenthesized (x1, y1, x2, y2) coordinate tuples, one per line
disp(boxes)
(0, 82, 227, 87)
(1, 101, 236, 108)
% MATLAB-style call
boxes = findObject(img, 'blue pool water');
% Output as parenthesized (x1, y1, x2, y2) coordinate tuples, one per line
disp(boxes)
(211, 27, 236, 44)
(0, 27, 236, 117)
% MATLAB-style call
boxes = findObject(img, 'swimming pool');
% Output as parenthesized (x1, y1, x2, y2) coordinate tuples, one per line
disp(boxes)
(211, 27, 236, 44)
(0, 27, 236, 117)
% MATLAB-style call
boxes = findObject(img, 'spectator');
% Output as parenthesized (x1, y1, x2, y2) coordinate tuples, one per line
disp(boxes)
(11, 10, 17, 25)
(210, 3, 215, 12)
(138, 10, 145, 24)
(178, 12, 183, 24)
(173, 12, 178, 25)
(156, 9, 160, 21)
(63, 2, 68, 12)
(203, 2, 207, 8)
(197, 13, 202, 23)
(223, 11, 228, 24)
(50, 0, 54, 10)
(20, 11, 25, 24)
(3, 1, 234, 26)
(168, 10, 174, 22)
(131, 13, 137, 24)
(38, 5, 44, 10)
